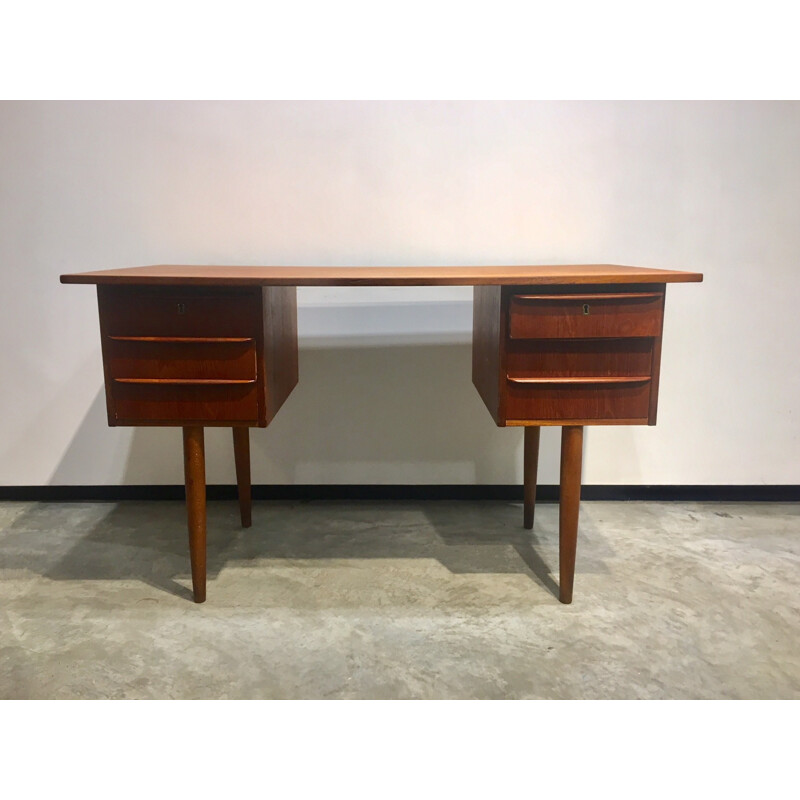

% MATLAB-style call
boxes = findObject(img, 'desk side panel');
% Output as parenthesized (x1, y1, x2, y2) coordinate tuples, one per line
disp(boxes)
(262, 286, 299, 425)
(97, 287, 118, 426)
(647, 287, 667, 425)
(472, 285, 505, 425)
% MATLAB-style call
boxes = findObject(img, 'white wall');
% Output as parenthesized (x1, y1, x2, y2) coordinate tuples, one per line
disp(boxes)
(1, 101, 798, 486)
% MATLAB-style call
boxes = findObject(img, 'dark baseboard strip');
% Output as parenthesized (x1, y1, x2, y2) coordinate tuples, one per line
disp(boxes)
(0, 485, 798, 502)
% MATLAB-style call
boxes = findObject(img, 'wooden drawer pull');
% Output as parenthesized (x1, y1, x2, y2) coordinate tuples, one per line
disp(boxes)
(114, 378, 257, 385)
(513, 293, 660, 302)
(507, 376, 651, 386)
(108, 336, 254, 343)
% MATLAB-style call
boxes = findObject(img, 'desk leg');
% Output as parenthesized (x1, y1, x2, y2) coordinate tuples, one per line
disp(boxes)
(232, 427, 252, 528)
(183, 426, 207, 603)
(559, 425, 583, 604)
(523, 426, 540, 529)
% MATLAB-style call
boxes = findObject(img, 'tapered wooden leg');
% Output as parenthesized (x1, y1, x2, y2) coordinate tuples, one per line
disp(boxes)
(523, 426, 541, 529)
(232, 426, 252, 528)
(183, 426, 207, 603)
(559, 425, 584, 604)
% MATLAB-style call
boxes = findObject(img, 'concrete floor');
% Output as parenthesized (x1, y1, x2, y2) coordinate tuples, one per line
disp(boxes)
(0, 499, 798, 699)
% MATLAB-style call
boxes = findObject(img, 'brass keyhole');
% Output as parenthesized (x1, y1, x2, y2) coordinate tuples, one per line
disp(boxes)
(177, 303, 186, 314)
(582, 303, 590, 315)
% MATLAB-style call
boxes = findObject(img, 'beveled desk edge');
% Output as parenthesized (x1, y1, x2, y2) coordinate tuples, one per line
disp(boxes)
(60, 264, 704, 286)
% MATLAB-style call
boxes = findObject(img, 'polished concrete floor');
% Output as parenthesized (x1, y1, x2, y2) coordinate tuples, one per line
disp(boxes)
(0, 499, 798, 699)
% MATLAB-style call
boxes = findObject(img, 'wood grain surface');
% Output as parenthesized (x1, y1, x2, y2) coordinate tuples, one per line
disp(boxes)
(182, 426, 207, 603)
(62, 264, 703, 286)
(523, 426, 540, 530)
(559, 425, 584, 604)
(232, 427, 252, 529)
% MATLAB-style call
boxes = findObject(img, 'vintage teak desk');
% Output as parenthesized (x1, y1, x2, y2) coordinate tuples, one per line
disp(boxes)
(60, 265, 702, 604)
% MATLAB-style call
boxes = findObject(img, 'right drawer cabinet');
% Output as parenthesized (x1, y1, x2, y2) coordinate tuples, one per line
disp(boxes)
(472, 284, 667, 426)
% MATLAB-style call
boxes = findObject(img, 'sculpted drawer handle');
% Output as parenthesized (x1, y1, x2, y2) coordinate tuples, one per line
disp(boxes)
(108, 336, 254, 343)
(114, 378, 257, 385)
(513, 292, 661, 302)
(507, 376, 651, 386)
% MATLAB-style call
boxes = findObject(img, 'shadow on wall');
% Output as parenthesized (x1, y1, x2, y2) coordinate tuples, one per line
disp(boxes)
(50, 342, 565, 487)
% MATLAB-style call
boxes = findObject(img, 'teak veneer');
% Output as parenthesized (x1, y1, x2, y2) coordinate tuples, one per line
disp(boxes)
(61, 264, 702, 604)
(61, 264, 701, 286)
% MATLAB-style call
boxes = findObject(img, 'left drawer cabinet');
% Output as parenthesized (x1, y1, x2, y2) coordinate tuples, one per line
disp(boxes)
(97, 285, 298, 427)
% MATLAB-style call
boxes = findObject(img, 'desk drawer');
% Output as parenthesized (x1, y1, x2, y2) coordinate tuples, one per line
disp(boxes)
(112, 382, 259, 425)
(505, 378, 652, 423)
(506, 338, 654, 379)
(508, 291, 663, 339)
(503, 338, 656, 423)
(106, 338, 257, 383)
(99, 286, 261, 339)
(106, 339, 259, 424)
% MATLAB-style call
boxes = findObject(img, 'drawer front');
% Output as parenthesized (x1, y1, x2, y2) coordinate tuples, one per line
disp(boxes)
(505, 379, 652, 423)
(112, 383, 259, 425)
(106, 339, 257, 382)
(508, 291, 663, 339)
(506, 338, 654, 380)
(99, 286, 261, 338)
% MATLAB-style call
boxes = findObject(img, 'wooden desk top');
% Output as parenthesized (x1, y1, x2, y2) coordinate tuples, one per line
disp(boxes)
(61, 264, 703, 287)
